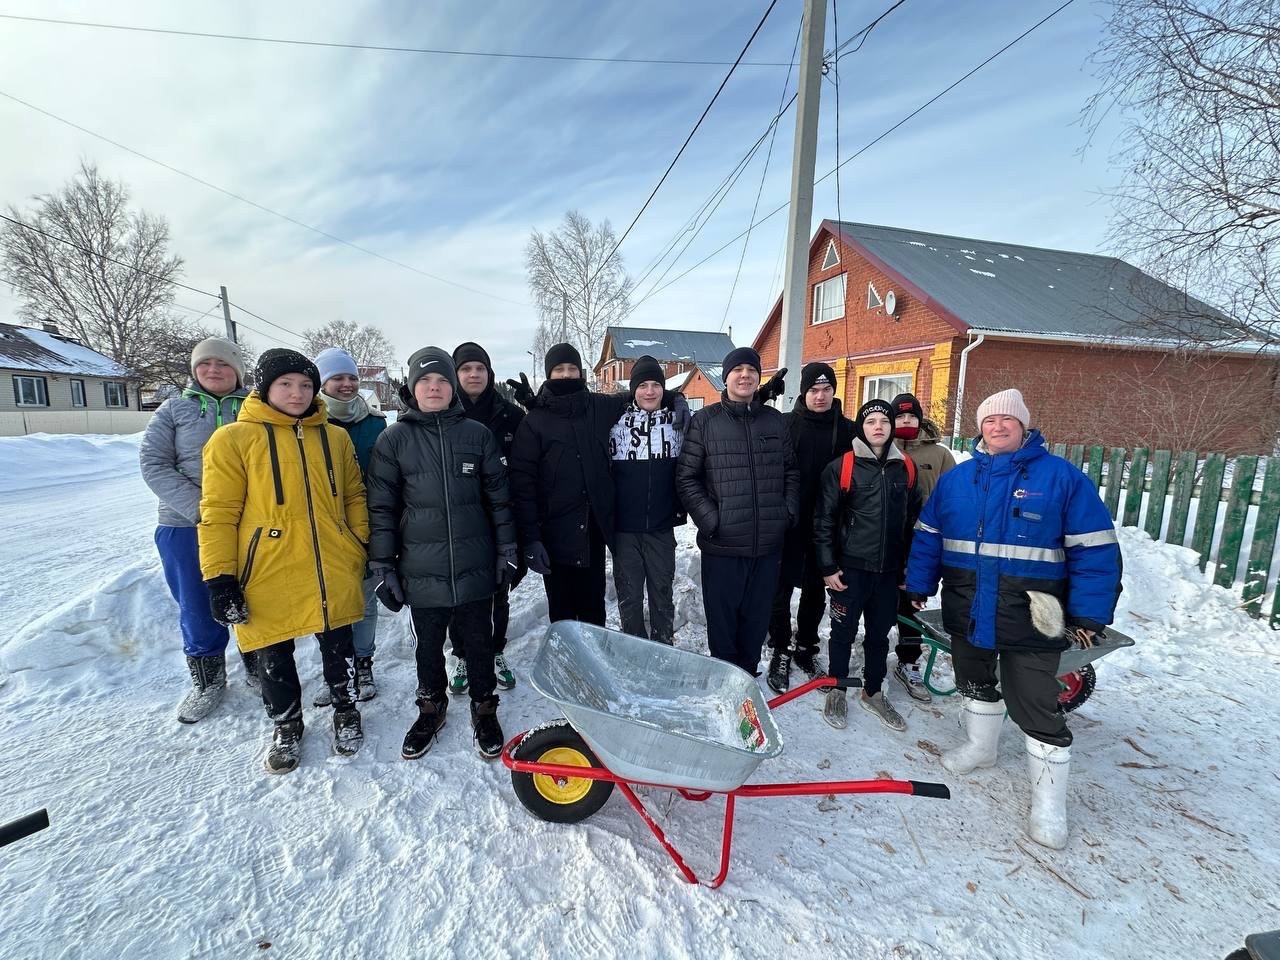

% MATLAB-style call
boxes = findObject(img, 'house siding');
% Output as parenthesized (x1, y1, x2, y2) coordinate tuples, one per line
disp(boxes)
(1, 368, 137, 413)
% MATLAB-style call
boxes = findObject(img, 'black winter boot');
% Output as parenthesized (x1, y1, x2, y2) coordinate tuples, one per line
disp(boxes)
(767, 648, 792, 695)
(402, 693, 448, 760)
(471, 696, 504, 761)
(355, 656, 376, 702)
(333, 706, 363, 756)
(176, 654, 228, 724)
(264, 719, 305, 775)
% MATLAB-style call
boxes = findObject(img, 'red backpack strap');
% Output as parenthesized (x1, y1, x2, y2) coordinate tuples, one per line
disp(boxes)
(839, 450, 855, 493)
(903, 452, 917, 489)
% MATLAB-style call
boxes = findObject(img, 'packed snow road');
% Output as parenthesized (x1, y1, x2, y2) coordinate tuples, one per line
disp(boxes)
(0, 434, 1277, 959)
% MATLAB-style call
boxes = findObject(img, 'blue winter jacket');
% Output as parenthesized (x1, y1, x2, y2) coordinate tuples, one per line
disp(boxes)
(904, 430, 1121, 651)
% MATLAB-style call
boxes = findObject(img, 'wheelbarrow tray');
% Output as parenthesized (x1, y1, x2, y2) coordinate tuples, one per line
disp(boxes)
(528, 621, 784, 793)
(912, 609, 1135, 674)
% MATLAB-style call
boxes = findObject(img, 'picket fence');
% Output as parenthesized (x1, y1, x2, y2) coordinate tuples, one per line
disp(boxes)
(948, 439, 1280, 628)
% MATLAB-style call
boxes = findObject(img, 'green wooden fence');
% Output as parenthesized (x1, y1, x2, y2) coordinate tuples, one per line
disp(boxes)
(949, 437, 1280, 628)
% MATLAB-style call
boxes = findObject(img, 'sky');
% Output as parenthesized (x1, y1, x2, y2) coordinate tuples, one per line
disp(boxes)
(0, 0, 1128, 381)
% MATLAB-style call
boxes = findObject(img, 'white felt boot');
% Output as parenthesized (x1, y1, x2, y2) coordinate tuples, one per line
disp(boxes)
(941, 697, 1005, 774)
(1025, 735, 1071, 850)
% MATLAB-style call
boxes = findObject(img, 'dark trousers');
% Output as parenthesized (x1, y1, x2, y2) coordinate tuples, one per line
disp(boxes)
(448, 582, 511, 658)
(412, 599, 496, 702)
(950, 633, 1071, 747)
(612, 528, 677, 644)
(895, 590, 923, 664)
(768, 558, 827, 654)
(154, 525, 230, 658)
(545, 520, 607, 627)
(701, 551, 782, 675)
(827, 568, 899, 696)
(259, 626, 355, 723)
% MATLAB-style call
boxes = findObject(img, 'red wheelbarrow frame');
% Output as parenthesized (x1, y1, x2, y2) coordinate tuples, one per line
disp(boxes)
(501, 676, 950, 888)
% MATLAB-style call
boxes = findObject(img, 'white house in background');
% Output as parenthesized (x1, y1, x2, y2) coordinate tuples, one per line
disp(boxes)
(0, 322, 138, 413)
(359, 388, 382, 412)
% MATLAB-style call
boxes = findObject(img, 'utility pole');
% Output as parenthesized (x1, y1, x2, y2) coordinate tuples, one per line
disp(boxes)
(777, 0, 827, 408)
(219, 285, 237, 344)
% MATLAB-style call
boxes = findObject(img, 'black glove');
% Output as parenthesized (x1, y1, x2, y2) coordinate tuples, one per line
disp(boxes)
(371, 564, 406, 612)
(510, 556, 528, 590)
(505, 372, 536, 409)
(496, 545, 519, 588)
(524, 541, 552, 576)
(756, 367, 788, 405)
(206, 575, 248, 625)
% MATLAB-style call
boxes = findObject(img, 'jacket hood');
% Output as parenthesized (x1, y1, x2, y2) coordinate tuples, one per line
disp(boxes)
(973, 427, 1047, 464)
(236, 390, 327, 427)
(852, 436, 906, 462)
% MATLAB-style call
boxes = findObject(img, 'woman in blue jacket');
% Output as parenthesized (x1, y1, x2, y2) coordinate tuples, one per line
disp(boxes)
(904, 389, 1121, 849)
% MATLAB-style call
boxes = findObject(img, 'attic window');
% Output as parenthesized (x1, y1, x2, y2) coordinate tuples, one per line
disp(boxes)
(821, 240, 840, 270)
(866, 282, 883, 310)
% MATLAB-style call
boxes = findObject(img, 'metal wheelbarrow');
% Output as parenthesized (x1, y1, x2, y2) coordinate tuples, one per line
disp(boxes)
(901, 609, 1135, 712)
(501, 621, 950, 888)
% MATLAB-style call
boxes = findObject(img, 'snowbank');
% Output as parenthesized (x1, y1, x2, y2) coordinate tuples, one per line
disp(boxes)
(0, 431, 143, 494)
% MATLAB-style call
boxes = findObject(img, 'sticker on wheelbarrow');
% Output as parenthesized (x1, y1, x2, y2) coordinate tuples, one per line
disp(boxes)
(737, 699, 766, 750)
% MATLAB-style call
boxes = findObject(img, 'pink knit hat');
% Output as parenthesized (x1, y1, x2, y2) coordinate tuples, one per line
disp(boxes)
(976, 388, 1031, 429)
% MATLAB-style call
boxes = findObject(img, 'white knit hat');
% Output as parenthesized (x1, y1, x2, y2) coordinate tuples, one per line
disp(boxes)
(190, 336, 245, 385)
(975, 388, 1031, 429)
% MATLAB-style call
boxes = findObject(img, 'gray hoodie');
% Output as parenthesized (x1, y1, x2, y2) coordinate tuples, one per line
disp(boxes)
(139, 385, 249, 526)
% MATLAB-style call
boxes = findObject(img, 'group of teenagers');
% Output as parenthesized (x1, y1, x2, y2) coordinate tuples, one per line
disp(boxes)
(141, 333, 1122, 850)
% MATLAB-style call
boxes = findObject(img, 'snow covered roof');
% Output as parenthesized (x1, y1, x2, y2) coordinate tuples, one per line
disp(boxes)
(694, 363, 725, 393)
(0, 323, 131, 377)
(358, 365, 389, 382)
(598, 326, 735, 370)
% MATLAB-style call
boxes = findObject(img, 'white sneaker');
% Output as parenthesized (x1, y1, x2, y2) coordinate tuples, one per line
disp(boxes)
(893, 660, 932, 702)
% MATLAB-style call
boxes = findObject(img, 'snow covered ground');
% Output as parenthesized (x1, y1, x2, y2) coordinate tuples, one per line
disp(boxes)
(1, 434, 1277, 959)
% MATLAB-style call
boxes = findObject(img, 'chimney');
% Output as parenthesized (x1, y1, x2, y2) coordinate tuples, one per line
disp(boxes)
(41, 322, 61, 336)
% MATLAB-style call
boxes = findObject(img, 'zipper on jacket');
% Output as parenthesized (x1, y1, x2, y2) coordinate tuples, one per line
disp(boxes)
(239, 527, 263, 588)
(745, 413, 759, 555)
(295, 420, 331, 630)
(435, 416, 459, 605)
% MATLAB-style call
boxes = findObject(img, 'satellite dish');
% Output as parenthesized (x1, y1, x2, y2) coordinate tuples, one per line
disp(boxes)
(884, 290, 897, 315)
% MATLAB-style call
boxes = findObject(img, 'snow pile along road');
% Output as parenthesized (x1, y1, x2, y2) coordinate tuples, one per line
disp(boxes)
(0, 435, 1277, 959)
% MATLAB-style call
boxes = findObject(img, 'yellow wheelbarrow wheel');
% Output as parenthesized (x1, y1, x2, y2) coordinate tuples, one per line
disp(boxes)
(511, 720, 614, 824)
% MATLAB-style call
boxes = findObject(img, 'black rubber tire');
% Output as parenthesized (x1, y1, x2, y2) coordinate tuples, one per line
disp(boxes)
(1057, 664, 1097, 714)
(510, 721, 615, 824)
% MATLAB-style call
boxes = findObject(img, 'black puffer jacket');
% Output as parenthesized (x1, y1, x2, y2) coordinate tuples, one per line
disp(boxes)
(675, 393, 799, 558)
(779, 397, 855, 586)
(366, 402, 515, 608)
(507, 380, 626, 565)
(459, 385, 525, 464)
(813, 438, 922, 576)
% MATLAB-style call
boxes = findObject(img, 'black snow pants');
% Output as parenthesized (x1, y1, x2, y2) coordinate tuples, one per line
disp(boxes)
(612, 528, 677, 645)
(260, 626, 356, 723)
(950, 632, 1071, 747)
(544, 518, 607, 627)
(412, 598, 497, 703)
(701, 551, 782, 675)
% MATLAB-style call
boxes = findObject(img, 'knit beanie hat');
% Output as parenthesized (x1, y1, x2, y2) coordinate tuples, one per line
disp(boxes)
(254, 348, 320, 394)
(800, 362, 837, 395)
(314, 347, 359, 386)
(452, 341, 493, 381)
(975, 388, 1031, 429)
(629, 355, 664, 398)
(890, 392, 923, 421)
(406, 346, 458, 394)
(544, 342, 583, 377)
(855, 398, 894, 447)
(190, 336, 245, 386)
(721, 346, 762, 381)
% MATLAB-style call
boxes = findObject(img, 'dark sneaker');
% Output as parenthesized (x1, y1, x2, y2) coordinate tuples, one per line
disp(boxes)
(333, 706, 363, 756)
(355, 656, 377, 702)
(493, 654, 516, 691)
(264, 719, 304, 775)
(312, 688, 333, 708)
(176, 655, 227, 724)
(791, 647, 823, 677)
(471, 697, 504, 761)
(767, 649, 792, 695)
(402, 696, 448, 760)
(447, 657, 469, 696)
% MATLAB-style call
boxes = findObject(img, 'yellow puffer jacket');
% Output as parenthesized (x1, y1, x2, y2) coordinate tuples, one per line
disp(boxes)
(198, 392, 369, 652)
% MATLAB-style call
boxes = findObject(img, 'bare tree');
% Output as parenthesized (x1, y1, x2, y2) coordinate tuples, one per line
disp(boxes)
(1, 161, 186, 373)
(1084, 0, 1280, 346)
(526, 211, 633, 376)
(299, 319, 397, 366)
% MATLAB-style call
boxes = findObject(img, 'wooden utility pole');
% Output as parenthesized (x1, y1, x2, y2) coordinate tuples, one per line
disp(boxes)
(777, 0, 827, 408)
(219, 286, 237, 343)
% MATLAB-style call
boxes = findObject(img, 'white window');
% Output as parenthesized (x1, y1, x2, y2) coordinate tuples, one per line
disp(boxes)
(687, 397, 704, 411)
(863, 373, 912, 403)
(811, 273, 847, 325)
(821, 239, 840, 270)
(867, 282, 883, 310)
(103, 381, 128, 407)
(70, 379, 86, 407)
(13, 375, 48, 406)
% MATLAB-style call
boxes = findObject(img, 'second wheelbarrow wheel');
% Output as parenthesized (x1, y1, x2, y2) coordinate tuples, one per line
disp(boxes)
(1057, 664, 1096, 713)
(511, 721, 614, 824)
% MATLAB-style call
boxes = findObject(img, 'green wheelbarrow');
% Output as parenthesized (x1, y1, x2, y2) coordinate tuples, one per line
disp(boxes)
(900, 609, 1135, 713)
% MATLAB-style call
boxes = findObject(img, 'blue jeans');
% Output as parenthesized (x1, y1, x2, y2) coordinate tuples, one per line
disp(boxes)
(350, 575, 378, 658)
(154, 525, 230, 658)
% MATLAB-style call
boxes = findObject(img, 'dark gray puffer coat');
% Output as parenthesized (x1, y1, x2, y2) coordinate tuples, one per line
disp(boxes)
(366, 401, 515, 608)
(675, 393, 799, 558)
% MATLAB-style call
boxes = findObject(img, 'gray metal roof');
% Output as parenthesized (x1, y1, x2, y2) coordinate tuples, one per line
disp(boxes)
(602, 326, 735, 364)
(695, 363, 725, 393)
(830, 221, 1239, 342)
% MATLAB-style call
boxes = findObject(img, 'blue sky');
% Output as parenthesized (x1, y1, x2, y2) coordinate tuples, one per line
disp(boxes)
(0, 0, 1125, 379)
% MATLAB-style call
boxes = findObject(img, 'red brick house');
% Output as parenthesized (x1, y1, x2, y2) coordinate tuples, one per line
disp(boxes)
(751, 221, 1279, 453)
(672, 364, 725, 410)
(595, 327, 735, 393)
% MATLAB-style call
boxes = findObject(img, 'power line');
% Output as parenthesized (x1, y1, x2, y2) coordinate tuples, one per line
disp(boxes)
(0, 88, 527, 306)
(226, 300, 308, 342)
(629, 0, 1078, 314)
(0, 13, 796, 67)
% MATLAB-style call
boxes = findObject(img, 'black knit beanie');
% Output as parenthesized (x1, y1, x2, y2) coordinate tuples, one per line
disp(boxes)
(721, 346, 761, 381)
(855, 398, 894, 447)
(629, 355, 664, 398)
(254, 348, 320, 394)
(800, 362, 837, 395)
(890, 392, 923, 421)
(544, 342, 583, 377)
(406, 346, 458, 393)
(452, 341, 492, 384)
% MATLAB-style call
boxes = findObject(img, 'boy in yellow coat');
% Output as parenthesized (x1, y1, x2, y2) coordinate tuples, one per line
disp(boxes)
(199, 349, 369, 774)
